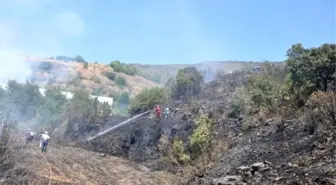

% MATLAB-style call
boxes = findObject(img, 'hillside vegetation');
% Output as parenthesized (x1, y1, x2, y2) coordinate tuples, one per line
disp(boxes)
(0, 42, 334, 185)
(28, 57, 159, 98)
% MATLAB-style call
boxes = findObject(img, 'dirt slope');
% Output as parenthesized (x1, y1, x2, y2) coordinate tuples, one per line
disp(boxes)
(27, 58, 159, 97)
(8, 141, 179, 185)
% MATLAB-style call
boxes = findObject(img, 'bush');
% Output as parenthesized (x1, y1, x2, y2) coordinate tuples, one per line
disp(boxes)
(65, 89, 112, 124)
(129, 87, 166, 114)
(4, 80, 43, 120)
(172, 138, 191, 164)
(229, 87, 252, 118)
(83, 62, 89, 69)
(113, 92, 130, 105)
(246, 75, 282, 112)
(37, 87, 68, 126)
(306, 91, 336, 129)
(188, 114, 214, 158)
(114, 76, 126, 86)
(172, 67, 203, 99)
(75, 55, 85, 63)
(104, 71, 116, 81)
(109, 60, 137, 76)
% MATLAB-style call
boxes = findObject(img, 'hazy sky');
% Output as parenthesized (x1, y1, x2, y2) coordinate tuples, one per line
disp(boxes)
(0, 0, 335, 64)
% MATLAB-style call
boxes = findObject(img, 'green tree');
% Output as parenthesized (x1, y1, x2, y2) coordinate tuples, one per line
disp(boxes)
(285, 43, 336, 105)
(246, 75, 282, 109)
(173, 67, 203, 99)
(129, 87, 166, 114)
(75, 55, 85, 63)
(66, 90, 111, 124)
(109, 60, 137, 76)
(104, 71, 116, 81)
(6, 80, 43, 120)
(38, 87, 68, 126)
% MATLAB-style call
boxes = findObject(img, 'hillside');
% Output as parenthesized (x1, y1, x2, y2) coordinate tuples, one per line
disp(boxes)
(4, 138, 178, 185)
(26, 56, 270, 95)
(133, 61, 275, 84)
(27, 58, 159, 98)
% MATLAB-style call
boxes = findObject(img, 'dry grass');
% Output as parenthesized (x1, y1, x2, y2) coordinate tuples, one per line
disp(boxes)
(9, 140, 179, 185)
(27, 58, 159, 97)
(304, 91, 336, 143)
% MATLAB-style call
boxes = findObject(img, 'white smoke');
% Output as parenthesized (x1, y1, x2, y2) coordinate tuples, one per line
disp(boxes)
(0, 48, 31, 85)
(0, 0, 85, 85)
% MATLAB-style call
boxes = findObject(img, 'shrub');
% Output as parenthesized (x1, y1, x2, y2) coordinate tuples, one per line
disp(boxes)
(229, 87, 252, 118)
(109, 60, 137, 76)
(37, 87, 68, 125)
(114, 76, 126, 86)
(172, 138, 191, 164)
(83, 62, 89, 69)
(113, 92, 130, 105)
(188, 114, 214, 158)
(75, 55, 85, 63)
(5, 80, 43, 120)
(172, 67, 203, 99)
(65, 89, 112, 124)
(104, 71, 116, 81)
(306, 91, 336, 129)
(246, 75, 282, 112)
(129, 87, 166, 114)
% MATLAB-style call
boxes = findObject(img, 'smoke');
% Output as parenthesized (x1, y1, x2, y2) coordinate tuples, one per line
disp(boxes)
(0, 0, 85, 133)
(190, 61, 245, 82)
(0, 48, 32, 85)
(0, 0, 85, 85)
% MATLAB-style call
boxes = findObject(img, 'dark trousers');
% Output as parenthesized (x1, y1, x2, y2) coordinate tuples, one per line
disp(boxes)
(26, 136, 33, 144)
(41, 141, 48, 152)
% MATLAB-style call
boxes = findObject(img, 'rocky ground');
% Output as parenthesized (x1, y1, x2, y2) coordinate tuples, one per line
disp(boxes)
(189, 117, 336, 185)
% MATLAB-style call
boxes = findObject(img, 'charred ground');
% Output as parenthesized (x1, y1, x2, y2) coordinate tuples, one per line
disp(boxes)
(0, 43, 335, 185)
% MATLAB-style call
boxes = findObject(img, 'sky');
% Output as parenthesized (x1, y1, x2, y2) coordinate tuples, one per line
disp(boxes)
(0, 0, 335, 64)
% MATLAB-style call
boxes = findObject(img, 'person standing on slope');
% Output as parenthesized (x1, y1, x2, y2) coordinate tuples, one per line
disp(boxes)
(163, 106, 170, 120)
(39, 131, 44, 148)
(155, 105, 161, 119)
(40, 131, 50, 153)
(25, 129, 36, 145)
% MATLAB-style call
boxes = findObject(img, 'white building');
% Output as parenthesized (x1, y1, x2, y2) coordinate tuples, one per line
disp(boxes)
(1, 84, 113, 107)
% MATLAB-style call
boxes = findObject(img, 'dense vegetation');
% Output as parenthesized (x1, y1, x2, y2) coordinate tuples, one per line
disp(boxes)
(109, 60, 137, 76)
(114, 76, 127, 87)
(129, 87, 167, 114)
(0, 81, 111, 140)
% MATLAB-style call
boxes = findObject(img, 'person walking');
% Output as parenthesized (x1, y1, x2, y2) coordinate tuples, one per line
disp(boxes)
(40, 131, 50, 152)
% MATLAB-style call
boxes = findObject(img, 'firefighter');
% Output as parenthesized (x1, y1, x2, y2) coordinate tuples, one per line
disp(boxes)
(155, 105, 161, 119)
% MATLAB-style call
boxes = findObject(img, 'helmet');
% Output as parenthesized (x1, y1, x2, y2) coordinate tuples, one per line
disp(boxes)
(28, 128, 31, 131)
(44, 131, 48, 134)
